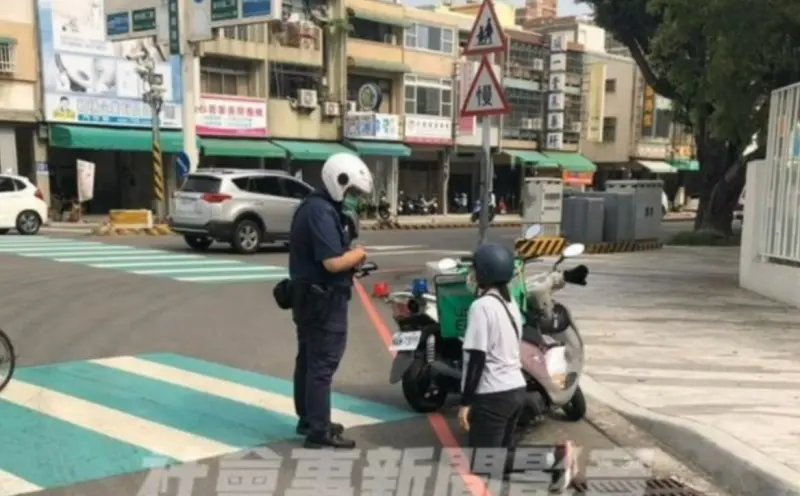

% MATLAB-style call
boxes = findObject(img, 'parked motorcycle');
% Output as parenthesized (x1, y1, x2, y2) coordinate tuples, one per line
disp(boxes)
(420, 196, 438, 215)
(377, 193, 391, 220)
(386, 225, 588, 424)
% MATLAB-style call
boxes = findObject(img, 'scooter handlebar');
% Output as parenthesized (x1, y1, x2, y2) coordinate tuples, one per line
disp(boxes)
(355, 261, 379, 278)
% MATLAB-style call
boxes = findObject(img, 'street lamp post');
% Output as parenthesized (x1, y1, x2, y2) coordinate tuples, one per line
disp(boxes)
(131, 45, 167, 221)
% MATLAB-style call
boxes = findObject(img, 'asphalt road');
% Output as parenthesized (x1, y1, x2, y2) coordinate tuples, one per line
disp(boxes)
(0, 220, 718, 496)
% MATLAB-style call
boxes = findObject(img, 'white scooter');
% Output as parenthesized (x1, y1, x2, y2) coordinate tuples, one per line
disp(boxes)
(386, 225, 588, 423)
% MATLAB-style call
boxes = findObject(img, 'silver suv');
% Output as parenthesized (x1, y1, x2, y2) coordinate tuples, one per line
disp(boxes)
(169, 168, 313, 254)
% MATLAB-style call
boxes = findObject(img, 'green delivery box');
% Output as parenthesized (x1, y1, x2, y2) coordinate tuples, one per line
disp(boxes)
(434, 261, 528, 339)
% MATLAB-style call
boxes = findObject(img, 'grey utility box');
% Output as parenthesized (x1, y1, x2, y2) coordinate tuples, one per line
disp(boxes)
(521, 177, 563, 237)
(605, 180, 663, 240)
(562, 196, 605, 244)
(569, 191, 636, 243)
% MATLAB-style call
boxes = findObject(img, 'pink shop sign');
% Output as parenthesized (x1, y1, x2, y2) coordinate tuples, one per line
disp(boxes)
(196, 95, 269, 138)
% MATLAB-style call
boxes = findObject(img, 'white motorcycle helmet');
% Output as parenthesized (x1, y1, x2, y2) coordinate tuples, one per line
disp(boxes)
(321, 153, 374, 202)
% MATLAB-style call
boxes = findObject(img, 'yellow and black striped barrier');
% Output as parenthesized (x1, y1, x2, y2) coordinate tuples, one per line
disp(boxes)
(584, 239, 662, 254)
(90, 224, 174, 236)
(515, 237, 663, 256)
(362, 220, 524, 231)
(153, 140, 164, 204)
(514, 237, 566, 257)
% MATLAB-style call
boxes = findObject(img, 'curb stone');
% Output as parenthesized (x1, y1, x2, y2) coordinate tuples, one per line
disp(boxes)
(581, 375, 800, 496)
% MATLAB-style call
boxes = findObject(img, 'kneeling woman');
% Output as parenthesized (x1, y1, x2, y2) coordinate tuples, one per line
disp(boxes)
(458, 243, 573, 490)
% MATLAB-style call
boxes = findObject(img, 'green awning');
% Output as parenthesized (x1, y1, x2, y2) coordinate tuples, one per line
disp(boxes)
(0, 37, 17, 45)
(544, 151, 598, 173)
(503, 150, 559, 169)
(637, 160, 677, 174)
(49, 125, 187, 153)
(348, 57, 410, 73)
(349, 140, 411, 157)
(669, 159, 700, 172)
(272, 140, 356, 161)
(201, 139, 286, 159)
(347, 8, 411, 28)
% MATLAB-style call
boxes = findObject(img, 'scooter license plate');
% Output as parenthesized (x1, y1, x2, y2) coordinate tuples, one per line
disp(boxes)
(390, 331, 422, 352)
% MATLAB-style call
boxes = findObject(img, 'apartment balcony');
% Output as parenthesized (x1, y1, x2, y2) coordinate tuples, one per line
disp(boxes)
(268, 22, 323, 67)
(346, 0, 405, 20)
(201, 26, 268, 61)
(347, 39, 409, 74)
(267, 99, 338, 141)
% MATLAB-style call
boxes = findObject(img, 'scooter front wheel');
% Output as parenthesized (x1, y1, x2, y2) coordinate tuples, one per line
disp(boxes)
(562, 385, 586, 421)
(0, 329, 16, 393)
(401, 358, 448, 413)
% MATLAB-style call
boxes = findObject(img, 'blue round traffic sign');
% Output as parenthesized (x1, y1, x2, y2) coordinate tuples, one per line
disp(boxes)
(176, 151, 191, 179)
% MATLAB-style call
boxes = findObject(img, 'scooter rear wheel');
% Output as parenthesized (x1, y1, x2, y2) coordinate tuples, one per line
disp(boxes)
(402, 358, 448, 413)
(562, 386, 586, 421)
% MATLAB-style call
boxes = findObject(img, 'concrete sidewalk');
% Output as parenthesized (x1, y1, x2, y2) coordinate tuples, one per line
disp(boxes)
(557, 247, 800, 496)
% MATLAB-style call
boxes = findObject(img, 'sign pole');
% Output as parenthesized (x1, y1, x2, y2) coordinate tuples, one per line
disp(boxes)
(478, 116, 492, 244)
(461, 0, 508, 246)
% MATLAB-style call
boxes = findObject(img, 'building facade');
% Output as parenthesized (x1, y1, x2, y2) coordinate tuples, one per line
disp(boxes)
(514, 0, 558, 25)
(0, 0, 46, 199)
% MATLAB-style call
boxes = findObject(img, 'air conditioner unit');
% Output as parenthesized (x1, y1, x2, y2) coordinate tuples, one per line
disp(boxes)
(511, 66, 523, 78)
(323, 101, 340, 117)
(532, 117, 543, 129)
(570, 122, 582, 132)
(298, 89, 318, 109)
(532, 58, 544, 71)
(520, 118, 535, 130)
(346, 101, 358, 113)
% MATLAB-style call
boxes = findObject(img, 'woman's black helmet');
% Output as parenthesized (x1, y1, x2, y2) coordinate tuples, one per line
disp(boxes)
(473, 243, 515, 286)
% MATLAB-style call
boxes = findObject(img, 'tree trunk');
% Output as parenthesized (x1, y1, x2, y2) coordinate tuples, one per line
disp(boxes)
(692, 135, 746, 235)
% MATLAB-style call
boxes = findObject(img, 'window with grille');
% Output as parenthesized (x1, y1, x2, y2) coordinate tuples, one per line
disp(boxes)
(0, 40, 17, 74)
(403, 74, 452, 117)
(269, 63, 320, 99)
(502, 88, 544, 141)
(200, 58, 255, 96)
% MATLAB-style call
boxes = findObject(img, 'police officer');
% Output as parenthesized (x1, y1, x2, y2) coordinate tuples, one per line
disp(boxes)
(289, 153, 374, 449)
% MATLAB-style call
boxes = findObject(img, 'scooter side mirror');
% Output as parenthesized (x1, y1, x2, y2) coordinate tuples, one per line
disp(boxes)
(523, 224, 542, 240)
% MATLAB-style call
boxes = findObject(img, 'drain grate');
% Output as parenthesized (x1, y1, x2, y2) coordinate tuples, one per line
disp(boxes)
(571, 477, 707, 495)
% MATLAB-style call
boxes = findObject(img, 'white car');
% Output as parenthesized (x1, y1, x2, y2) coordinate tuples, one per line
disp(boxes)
(0, 174, 48, 235)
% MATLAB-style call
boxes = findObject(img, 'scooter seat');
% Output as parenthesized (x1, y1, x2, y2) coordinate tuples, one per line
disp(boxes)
(521, 327, 561, 350)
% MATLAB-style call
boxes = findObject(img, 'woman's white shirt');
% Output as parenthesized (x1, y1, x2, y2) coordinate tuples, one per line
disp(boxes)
(462, 289, 526, 395)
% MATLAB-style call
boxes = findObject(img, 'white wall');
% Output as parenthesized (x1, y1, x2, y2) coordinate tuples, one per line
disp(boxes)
(0, 0, 34, 23)
(739, 159, 800, 307)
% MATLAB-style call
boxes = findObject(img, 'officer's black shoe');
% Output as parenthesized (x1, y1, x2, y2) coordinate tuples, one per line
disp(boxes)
(303, 431, 356, 449)
(296, 421, 344, 437)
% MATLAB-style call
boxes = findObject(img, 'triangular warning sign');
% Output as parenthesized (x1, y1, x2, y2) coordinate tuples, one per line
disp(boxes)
(463, 0, 507, 55)
(461, 57, 509, 117)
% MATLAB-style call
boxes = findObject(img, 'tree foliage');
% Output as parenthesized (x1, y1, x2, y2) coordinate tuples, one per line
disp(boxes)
(580, 0, 800, 233)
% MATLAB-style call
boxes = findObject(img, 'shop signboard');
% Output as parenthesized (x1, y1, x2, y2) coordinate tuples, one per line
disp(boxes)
(196, 95, 268, 137)
(38, 0, 182, 129)
(404, 115, 453, 145)
(546, 33, 566, 151)
(345, 113, 401, 141)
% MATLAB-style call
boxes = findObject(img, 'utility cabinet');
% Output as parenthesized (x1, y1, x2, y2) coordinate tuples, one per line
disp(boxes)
(570, 191, 636, 243)
(521, 177, 563, 237)
(605, 180, 663, 240)
(562, 196, 605, 244)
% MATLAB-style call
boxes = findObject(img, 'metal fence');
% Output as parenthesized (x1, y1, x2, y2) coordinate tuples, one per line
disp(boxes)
(757, 81, 800, 263)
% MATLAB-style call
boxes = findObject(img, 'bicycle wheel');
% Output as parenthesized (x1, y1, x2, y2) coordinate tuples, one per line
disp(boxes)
(0, 329, 15, 392)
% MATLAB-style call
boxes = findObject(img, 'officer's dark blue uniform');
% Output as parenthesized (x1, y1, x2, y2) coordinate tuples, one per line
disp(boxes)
(289, 190, 354, 447)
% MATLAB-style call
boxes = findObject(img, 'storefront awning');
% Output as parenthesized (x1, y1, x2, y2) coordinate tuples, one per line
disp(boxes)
(349, 140, 411, 157)
(348, 57, 410, 73)
(49, 125, 187, 153)
(272, 140, 355, 161)
(200, 139, 286, 159)
(503, 150, 559, 169)
(544, 151, 597, 173)
(347, 8, 412, 28)
(637, 160, 677, 174)
(669, 159, 700, 172)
